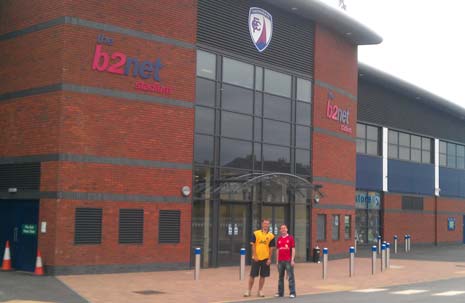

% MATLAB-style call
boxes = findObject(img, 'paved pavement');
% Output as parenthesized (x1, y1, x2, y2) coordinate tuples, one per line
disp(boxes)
(1, 245, 465, 303)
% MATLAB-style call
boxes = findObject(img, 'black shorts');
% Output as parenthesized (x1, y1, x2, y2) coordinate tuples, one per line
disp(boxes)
(250, 259, 270, 277)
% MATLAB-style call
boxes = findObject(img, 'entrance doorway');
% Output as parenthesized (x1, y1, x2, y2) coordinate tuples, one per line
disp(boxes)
(0, 200, 39, 272)
(218, 203, 250, 266)
(262, 205, 289, 237)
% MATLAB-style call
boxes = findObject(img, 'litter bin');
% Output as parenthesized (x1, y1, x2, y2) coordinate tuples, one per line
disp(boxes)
(312, 246, 321, 263)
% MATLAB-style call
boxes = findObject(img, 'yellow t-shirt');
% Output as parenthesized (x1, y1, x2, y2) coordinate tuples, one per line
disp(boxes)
(251, 230, 275, 261)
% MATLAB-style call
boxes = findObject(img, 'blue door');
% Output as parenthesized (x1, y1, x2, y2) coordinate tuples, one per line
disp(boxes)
(0, 200, 39, 272)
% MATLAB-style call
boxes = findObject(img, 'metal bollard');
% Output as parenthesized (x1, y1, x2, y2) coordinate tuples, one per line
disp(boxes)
(371, 245, 377, 275)
(349, 246, 355, 277)
(239, 248, 246, 280)
(194, 247, 201, 280)
(322, 248, 328, 280)
(407, 235, 411, 252)
(381, 244, 386, 272)
(354, 239, 357, 254)
(386, 243, 390, 269)
(404, 235, 408, 252)
(378, 235, 382, 255)
(394, 235, 398, 254)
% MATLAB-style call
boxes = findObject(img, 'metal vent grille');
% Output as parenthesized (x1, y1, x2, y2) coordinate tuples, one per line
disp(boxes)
(159, 210, 181, 244)
(198, 0, 314, 76)
(401, 196, 424, 210)
(119, 209, 144, 244)
(0, 163, 40, 190)
(74, 208, 103, 244)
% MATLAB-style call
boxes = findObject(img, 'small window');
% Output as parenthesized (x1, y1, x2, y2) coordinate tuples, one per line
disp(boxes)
(344, 215, 351, 240)
(297, 78, 312, 102)
(264, 69, 291, 97)
(223, 57, 253, 88)
(74, 208, 102, 245)
(317, 214, 326, 241)
(332, 215, 340, 240)
(119, 209, 144, 244)
(159, 210, 181, 244)
(197, 50, 216, 79)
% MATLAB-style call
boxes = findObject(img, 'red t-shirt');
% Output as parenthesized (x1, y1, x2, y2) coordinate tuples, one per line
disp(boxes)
(277, 234, 295, 261)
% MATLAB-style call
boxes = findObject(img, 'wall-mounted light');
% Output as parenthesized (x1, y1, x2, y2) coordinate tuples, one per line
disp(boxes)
(8, 187, 18, 193)
(313, 184, 323, 204)
(314, 192, 320, 204)
(181, 185, 191, 197)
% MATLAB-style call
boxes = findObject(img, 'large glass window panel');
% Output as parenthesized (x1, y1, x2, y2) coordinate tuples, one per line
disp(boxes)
(367, 126, 378, 140)
(254, 143, 262, 170)
(197, 50, 216, 79)
(439, 141, 447, 153)
(219, 168, 252, 201)
(254, 92, 263, 116)
(296, 126, 311, 149)
(457, 145, 465, 157)
(263, 144, 290, 172)
(263, 119, 291, 146)
(357, 138, 366, 154)
(295, 149, 310, 175)
(357, 124, 366, 138)
(221, 111, 252, 140)
(297, 78, 311, 102)
(220, 138, 252, 169)
(222, 57, 253, 88)
(399, 133, 410, 147)
(422, 138, 431, 151)
(195, 107, 214, 134)
(367, 141, 378, 155)
(447, 143, 456, 156)
(264, 69, 291, 98)
(296, 101, 311, 125)
(399, 146, 410, 160)
(388, 144, 398, 158)
(447, 154, 456, 168)
(263, 94, 291, 121)
(411, 135, 421, 149)
(422, 151, 431, 164)
(195, 134, 214, 165)
(254, 117, 262, 142)
(388, 130, 398, 144)
(196, 78, 215, 107)
(411, 148, 421, 162)
(221, 84, 253, 114)
(457, 157, 465, 169)
(440, 154, 447, 166)
(255, 67, 263, 91)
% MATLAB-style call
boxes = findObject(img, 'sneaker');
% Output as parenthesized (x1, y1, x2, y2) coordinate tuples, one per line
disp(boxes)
(243, 291, 251, 297)
(274, 293, 283, 297)
(290, 294, 296, 298)
(258, 290, 265, 297)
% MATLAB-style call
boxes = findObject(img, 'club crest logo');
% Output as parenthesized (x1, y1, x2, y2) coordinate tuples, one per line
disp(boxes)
(249, 7, 273, 52)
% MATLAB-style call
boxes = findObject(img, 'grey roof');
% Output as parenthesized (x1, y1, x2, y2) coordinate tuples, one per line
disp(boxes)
(263, 0, 382, 45)
(359, 63, 465, 121)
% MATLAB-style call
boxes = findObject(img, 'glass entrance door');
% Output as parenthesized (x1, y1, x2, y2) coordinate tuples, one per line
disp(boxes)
(262, 205, 289, 237)
(218, 203, 250, 266)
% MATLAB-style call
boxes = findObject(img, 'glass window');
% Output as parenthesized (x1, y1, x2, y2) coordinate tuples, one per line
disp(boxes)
(197, 50, 216, 79)
(399, 133, 409, 146)
(255, 67, 263, 91)
(457, 145, 465, 157)
(411, 135, 421, 149)
(357, 124, 366, 138)
(357, 138, 366, 154)
(263, 94, 291, 121)
(254, 117, 262, 142)
(220, 138, 252, 169)
(221, 84, 253, 114)
(422, 138, 431, 151)
(196, 78, 215, 107)
(254, 143, 262, 170)
(388, 144, 398, 158)
(221, 111, 252, 140)
(264, 69, 291, 98)
(422, 151, 431, 164)
(296, 101, 311, 125)
(447, 143, 456, 156)
(366, 126, 378, 140)
(411, 148, 421, 162)
(194, 134, 214, 165)
(222, 57, 253, 88)
(195, 107, 214, 134)
(439, 154, 447, 166)
(263, 119, 291, 146)
(332, 215, 340, 240)
(296, 126, 311, 149)
(317, 214, 326, 241)
(399, 146, 410, 160)
(263, 144, 290, 172)
(254, 92, 263, 116)
(388, 130, 398, 144)
(344, 215, 351, 240)
(295, 149, 310, 175)
(457, 157, 465, 169)
(367, 141, 378, 155)
(439, 141, 447, 153)
(447, 154, 456, 168)
(297, 78, 311, 102)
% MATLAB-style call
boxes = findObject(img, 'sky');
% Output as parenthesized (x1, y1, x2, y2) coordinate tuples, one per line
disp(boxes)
(321, 0, 465, 109)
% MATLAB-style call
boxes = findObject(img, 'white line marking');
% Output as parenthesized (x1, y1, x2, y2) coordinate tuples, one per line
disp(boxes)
(433, 291, 465, 296)
(391, 289, 429, 295)
(351, 288, 388, 293)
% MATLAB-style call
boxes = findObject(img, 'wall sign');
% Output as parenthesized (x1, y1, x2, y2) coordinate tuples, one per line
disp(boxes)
(249, 7, 273, 52)
(447, 217, 456, 231)
(21, 224, 37, 235)
(326, 90, 352, 134)
(92, 34, 172, 95)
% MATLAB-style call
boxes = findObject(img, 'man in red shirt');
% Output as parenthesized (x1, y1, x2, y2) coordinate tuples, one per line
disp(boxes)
(275, 224, 296, 298)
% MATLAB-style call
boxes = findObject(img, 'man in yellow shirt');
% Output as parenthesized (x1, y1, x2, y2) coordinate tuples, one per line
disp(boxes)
(244, 219, 275, 297)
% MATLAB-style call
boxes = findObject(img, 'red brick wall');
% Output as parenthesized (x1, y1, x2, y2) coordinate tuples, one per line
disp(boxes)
(311, 24, 358, 255)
